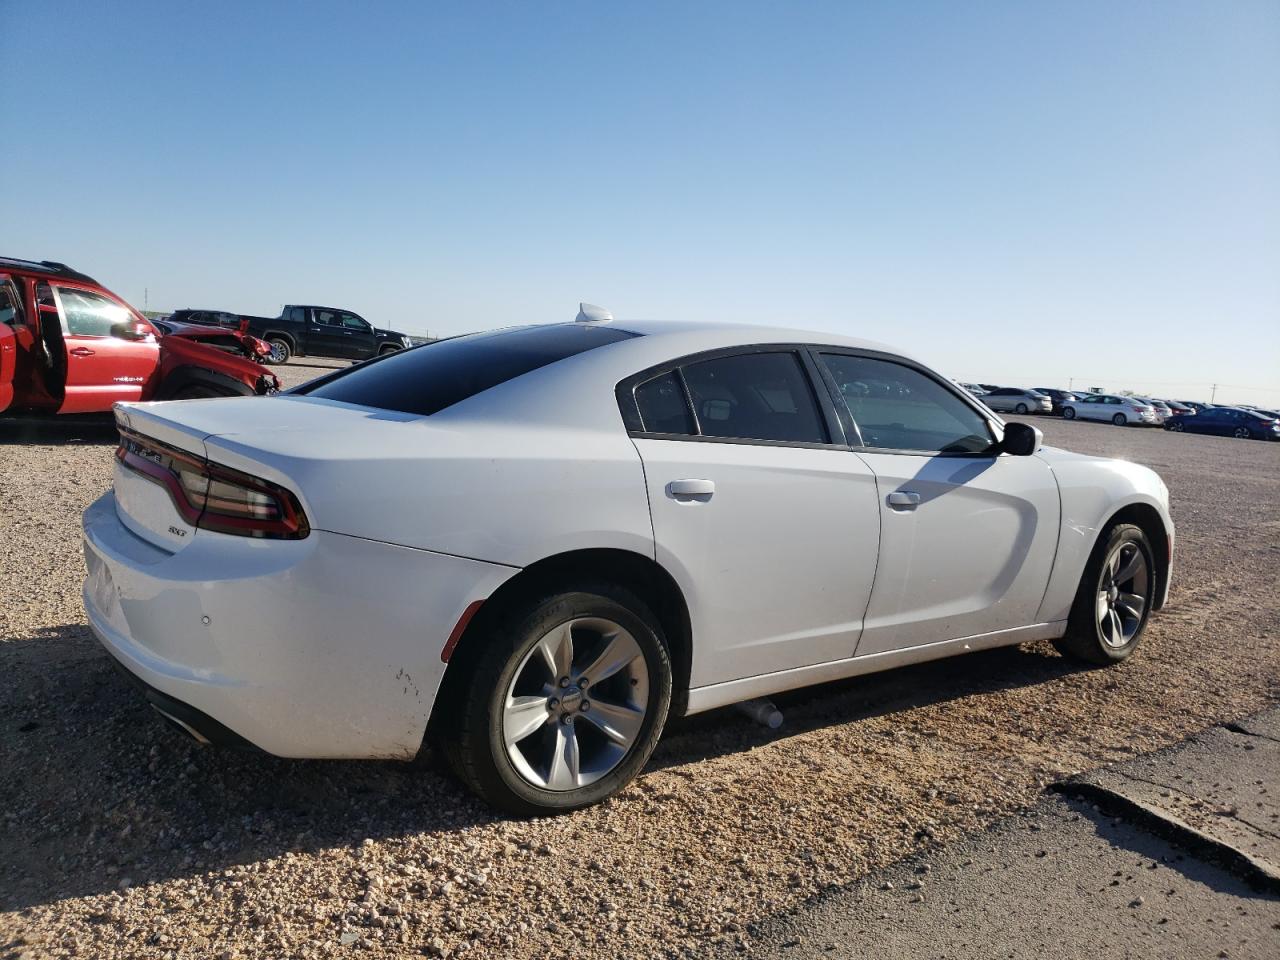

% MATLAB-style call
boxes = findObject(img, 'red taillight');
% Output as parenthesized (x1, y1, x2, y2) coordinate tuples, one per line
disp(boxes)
(116, 430, 309, 540)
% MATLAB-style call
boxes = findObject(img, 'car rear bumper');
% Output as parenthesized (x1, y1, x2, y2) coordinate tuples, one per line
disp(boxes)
(82, 492, 513, 759)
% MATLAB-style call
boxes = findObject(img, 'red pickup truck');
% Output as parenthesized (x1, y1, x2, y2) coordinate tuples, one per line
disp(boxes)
(1, 258, 278, 416)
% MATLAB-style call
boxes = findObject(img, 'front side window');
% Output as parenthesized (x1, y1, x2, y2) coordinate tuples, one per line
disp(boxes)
(679, 352, 828, 443)
(55, 286, 133, 337)
(820, 354, 993, 454)
(340, 312, 370, 332)
(0, 280, 24, 327)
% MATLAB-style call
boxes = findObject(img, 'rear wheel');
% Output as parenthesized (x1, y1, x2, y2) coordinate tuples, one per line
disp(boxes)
(1233, 426, 1252, 440)
(266, 338, 291, 365)
(1055, 523, 1155, 665)
(1062, 407, 1076, 420)
(1112, 413, 1127, 426)
(441, 583, 672, 815)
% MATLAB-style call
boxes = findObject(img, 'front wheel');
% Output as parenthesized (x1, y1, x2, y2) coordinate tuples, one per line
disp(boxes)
(1062, 407, 1076, 420)
(1055, 523, 1156, 665)
(1112, 413, 1128, 426)
(441, 584, 673, 815)
(266, 338, 292, 365)
(1015, 402, 1029, 414)
(378, 344, 402, 357)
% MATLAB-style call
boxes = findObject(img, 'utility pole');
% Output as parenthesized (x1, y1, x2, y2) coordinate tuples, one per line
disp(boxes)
(1068, 377, 1074, 391)
(144, 287, 149, 310)
(1211, 383, 1218, 403)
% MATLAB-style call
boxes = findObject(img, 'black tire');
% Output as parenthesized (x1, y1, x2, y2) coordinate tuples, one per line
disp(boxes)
(441, 583, 673, 815)
(169, 384, 227, 400)
(1233, 426, 1252, 440)
(1015, 402, 1028, 414)
(1054, 523, 1156, 666)
(1062, 407, 1076, 420)
(266, 337, 292, 365)
(378, 344, 401, 357)
(1112, 413, 1127, 426)
(1172, 422, 1184, 432)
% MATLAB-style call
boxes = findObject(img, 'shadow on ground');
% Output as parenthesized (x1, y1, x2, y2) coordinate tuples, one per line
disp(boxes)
(0, 623, 1084, 910)
(0, 415, 118, 446)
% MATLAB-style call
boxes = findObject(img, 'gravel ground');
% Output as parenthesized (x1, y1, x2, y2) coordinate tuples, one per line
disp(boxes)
(2, 366, 1278, 959)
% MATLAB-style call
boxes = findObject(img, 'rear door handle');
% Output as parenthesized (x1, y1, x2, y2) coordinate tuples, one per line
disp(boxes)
(69, 347, 95, 357)
(887, 491, 922, 509)
(667, 479, 715, 501)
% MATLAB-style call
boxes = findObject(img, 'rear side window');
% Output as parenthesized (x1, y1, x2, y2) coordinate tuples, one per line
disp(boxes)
(300, 323, 638, 416)
(635, 371, 696, 435)
(681, 352, 828, 443)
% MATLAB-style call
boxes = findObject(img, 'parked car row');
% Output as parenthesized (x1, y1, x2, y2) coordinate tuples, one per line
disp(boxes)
(2, 258, 279, 417)
(956, 381, 1277, 439)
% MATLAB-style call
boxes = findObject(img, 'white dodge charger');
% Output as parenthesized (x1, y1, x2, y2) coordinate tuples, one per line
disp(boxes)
(82, 310, 1173, 813)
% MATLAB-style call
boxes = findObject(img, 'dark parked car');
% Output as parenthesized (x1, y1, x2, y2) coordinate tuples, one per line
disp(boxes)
(247, 306, 414, 365)
(1164, 406, 1279, 440)
(168, 309, 247, 329)
(1157, 399, 1194, 416)
(1032, 387, 1079, 416)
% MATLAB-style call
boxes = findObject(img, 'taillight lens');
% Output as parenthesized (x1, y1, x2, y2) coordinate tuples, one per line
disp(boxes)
(116, 430, 308, 539)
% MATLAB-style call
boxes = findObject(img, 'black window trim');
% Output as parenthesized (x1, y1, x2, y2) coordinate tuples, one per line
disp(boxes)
(809, 346, 1006, 458)
(615, 344, 850, 450)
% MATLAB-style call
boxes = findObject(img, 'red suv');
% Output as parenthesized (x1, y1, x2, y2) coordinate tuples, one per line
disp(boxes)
(1, 258, 278, 415)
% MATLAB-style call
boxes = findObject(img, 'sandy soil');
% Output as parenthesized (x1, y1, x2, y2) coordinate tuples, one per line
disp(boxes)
(2, 369, 1277, 959)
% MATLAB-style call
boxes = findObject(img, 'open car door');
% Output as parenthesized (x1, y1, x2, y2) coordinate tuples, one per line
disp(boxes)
(0, 276, 21, 412)
(44, 283, 159, 414)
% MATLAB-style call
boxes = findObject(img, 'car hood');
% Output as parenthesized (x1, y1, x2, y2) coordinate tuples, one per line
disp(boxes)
(374, 327, 409, 340)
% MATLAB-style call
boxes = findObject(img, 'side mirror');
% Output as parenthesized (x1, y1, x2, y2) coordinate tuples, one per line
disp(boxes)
(110, 320, 151, 342)
(1000, 421, 1042, 456)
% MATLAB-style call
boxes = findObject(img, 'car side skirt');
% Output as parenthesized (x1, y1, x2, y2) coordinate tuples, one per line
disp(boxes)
(683, 620, 1068, 716)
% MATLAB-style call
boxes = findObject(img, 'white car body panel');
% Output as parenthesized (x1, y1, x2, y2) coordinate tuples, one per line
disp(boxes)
(851, 451, 1062, 654)
(634, 438, 880, 686)
(82, 493, 513, 758)
(1031, 446, 1173, 621)
(84, 319, 1173, 758)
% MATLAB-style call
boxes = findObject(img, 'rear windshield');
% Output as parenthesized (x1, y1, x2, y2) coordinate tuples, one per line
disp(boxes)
(298, 323, 638, 416)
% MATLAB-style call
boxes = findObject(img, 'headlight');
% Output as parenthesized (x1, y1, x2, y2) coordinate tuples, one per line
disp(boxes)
(401, 335, 413, 348)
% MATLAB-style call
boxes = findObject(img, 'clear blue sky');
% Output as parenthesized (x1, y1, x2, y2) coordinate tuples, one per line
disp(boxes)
(3, 0, 1277, 404)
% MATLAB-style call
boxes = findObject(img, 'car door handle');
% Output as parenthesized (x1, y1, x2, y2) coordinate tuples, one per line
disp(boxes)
(69, 347, 95, 357)
(887, 491, 922, 509)
(667, 479, 715, 501)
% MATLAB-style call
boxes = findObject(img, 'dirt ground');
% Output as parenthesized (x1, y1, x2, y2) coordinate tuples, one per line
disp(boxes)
(2, 366, 1277, 959)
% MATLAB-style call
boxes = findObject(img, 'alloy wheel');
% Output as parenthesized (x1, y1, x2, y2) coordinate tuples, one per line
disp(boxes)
(502, 617, 649, 791)
(1234, 427, 1251, 439)
(269, 342, 288, 363)
(1095, 542, 1150, 648)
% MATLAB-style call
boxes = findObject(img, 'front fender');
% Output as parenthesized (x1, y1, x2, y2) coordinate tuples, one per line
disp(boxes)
(1034, 450, 1173, 622)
